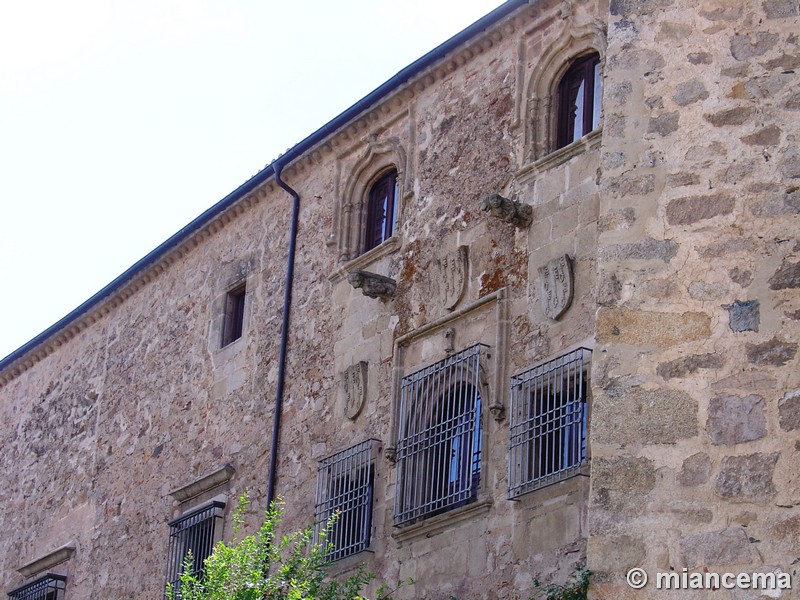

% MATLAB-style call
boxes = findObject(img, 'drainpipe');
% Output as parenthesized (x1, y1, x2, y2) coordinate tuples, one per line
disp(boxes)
(266, 161, 301, 509)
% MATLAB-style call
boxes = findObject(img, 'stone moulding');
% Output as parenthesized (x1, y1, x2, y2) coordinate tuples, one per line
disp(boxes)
(391, 498, 492, 544)
(170, 464, 236, 503)
(18, 542, 76, 578)
(386, 287, 510, 462)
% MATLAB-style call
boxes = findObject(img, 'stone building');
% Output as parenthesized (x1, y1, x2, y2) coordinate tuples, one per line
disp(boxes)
(1, 0, 798, 598)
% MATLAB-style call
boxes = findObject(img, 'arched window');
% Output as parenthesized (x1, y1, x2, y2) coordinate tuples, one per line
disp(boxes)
(557, 53, 602, 149)
(394, 345, 486, 526)
(363, 169, 398, 253)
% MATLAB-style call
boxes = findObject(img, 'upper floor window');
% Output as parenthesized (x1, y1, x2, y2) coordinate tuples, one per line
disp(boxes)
(314, 440, 376, 561)
(394, 345, 486, 526)
(7, 574, 66, 600)
(363, 170, 398, 253)
(508, 347, 591, 499)
(221, 283, 246, 347)
(557, 53, 602, 150)
(164, 501, 225, 598)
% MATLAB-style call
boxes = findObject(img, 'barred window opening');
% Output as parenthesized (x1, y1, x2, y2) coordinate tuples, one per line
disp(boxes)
(314, 440, 376, 562)
(508, 347, 591, 499)
(164, 501, 225, 598)
(7, 574, 66, 600)
(394, 344, 487, 527)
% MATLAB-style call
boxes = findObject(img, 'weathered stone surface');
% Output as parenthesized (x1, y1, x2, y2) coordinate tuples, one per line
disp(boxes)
(715, 453, 778, 503)
(778, 389, 800, 431)
(768, 261, 800, 290)
(593, 388, 698, 445)
(688, 281, 726, 300)
(786, 91, 800, 111)
(661, 501, 714, 524)
(704, 106, 755, 127)
(597, 308, 710, 347)
(781, 147, 800, 179)
(597, 273, 622, 306)
(749, 186, 800, 216)
(768, 514, 800, 556)
(667, 172, 700, 187)
(610, 0, 675, 16)
(706, 394, 765, 445)
(729, 267, 752, 286)
(730, 33, 780, 60)
(679, 452, 711, 486)
(592, 456, 656, 512)
(657, 353, 724, 380)
(588, 535, 646, 573)
(762, 0, 799, 18)
(741, 125, 781, 146)
(688, 52, 712, 64)
(698, 238, 758, 258)
(599, 237, 678, 262)
(723, 299, 760, 332)
(598, 207, 636, 231)
(648, 111, 679, 136)
(666, 193, 735, 225)
(712, 371, 777, 392)
(673, 79, 709, 106)
(680, 527, 753, 567)
(745, 337, 798, 366)
(607, 174, 655, 197)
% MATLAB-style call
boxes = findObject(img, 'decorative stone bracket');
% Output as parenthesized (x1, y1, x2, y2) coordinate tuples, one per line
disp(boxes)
(347, 269, 396, 301)
(480, 193, 532, 229)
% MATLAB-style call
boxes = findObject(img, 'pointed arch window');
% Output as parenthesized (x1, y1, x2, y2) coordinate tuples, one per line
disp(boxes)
(557, 53, 602, 149)
(364, 170, 398, 253)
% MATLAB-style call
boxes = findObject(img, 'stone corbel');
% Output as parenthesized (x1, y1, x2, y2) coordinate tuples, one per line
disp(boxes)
(348, 269, 396, 301)
(480, 193, 532, 229)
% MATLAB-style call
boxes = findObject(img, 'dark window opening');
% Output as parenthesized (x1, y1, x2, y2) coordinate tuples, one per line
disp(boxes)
(221, 284, 246, 347)
(8, 574, 66, 600)
(557, 53, 602, 150)
(364, 170, 398, 253)
(508, 347, 591, 498)
(164, 501, 225, 598)
(314, 440, 376, 562)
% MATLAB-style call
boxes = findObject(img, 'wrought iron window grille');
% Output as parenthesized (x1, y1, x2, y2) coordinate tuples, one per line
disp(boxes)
(508, 347, 591, 499)
(7, 574, 66, 600)
(314, 440, 377, 562)
(394, 344, 488, 527)
(164, 500, 226, 598)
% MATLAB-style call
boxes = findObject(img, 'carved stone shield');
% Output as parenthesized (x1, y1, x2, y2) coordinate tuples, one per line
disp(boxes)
(342, 361, 368, 420)
(432, 245, 468, 311)
(538, 255, 573, 320)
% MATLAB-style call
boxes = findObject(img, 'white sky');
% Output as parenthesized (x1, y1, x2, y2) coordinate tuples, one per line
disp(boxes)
(0, 0, 504, 360)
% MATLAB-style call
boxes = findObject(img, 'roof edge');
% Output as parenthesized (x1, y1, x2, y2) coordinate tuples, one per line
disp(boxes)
(0, 0, 529, 381)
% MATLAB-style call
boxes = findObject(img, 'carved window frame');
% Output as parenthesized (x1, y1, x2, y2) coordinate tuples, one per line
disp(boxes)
(332, 136, 409, 273)
(524, 24, 606, 164)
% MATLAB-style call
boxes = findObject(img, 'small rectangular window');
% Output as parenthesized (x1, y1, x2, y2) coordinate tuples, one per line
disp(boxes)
(394, 344, 487, 526)
(7, 574, 66, 600)
(164, 501, 225, 598)
(221, 284, 246, 347)
(314, 440, 376, 562)
(508, 347, 591, 499)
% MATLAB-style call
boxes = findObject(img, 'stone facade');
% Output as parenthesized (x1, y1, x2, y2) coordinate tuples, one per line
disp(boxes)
(0, 1, 798, 599)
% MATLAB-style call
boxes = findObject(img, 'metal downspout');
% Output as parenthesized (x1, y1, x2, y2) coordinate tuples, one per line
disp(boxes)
(267, 162, 300, 508)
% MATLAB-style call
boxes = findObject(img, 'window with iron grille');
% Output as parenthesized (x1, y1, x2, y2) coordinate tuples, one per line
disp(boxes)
(364, 169, 398, 253)
(508, 347, 591, 499)
(314, 439, 376, 561)
(394, 344, 486, 527)
(7, 574, 66, 600)
(164, 501, 225, 598)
